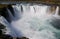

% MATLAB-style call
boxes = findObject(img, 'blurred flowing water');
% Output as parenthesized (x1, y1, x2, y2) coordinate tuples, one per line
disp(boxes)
(0, 4, 60, 39)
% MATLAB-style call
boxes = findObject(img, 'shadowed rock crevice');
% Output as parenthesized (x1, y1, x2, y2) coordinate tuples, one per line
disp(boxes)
(58, 7, 60, 15)
(0, 7, 12, 22)
(7, 5, 15, 16)
(0, 5, 14, 22)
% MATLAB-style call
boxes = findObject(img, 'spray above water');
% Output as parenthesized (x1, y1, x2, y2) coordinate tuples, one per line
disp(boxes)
(2, 4, 60, 39)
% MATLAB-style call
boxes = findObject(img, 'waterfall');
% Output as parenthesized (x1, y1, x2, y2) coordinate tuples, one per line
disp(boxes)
(7, 8, 14, 21)
(0, 16, 17, 37)
(54, 6, 60, 18)
(12, 5, 23, 20)
(1, 4, 60, 39)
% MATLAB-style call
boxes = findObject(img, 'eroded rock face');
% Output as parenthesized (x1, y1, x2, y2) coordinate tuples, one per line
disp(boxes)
(0, 5, 14, 22)
(7, 5, 15, 16)
(50, 6, 56, 13)
(58, 7, 60, 15)
(0, 7, 11, 22)
(47, 6, 56, 15)
(0, 0, 60, 6)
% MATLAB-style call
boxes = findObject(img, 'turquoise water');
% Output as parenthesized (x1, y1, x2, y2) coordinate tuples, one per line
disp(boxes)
(1, 4, 60, 39)
(11, 4, 60, 39)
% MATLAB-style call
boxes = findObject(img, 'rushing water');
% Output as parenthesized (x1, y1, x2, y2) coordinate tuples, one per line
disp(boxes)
(1, 4, 60, 39)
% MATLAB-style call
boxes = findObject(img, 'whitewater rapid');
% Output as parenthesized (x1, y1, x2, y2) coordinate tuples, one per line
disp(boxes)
(9, 4, 60, 39)
(1, 4, 60, 39)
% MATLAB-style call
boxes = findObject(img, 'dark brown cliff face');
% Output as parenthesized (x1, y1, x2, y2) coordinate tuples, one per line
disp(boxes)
(46, 6, 58, 15)
(0, 5, 15, 22)
(0, 0, 60, 5)
(58, 7, 60, 15)
(0, 0, 60, 8)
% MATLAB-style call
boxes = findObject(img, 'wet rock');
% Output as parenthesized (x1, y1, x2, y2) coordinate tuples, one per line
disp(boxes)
(17, 37, 29, 39)
(0, 23, 12, 39)
(7, 5, 15, 16)
(0, 7, 11, 22)
(0, 6, 14, 22)
(48, 6, 56, 15)
(58, 7, 60, 15)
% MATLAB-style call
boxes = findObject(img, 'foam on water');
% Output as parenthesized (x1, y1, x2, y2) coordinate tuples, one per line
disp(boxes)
(0, 4, 60, 39)
(10, 4, 60, 39)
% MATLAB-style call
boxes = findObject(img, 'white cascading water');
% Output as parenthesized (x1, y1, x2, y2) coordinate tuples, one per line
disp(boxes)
(7, 8, 15, 20)
(11, 4, 60, 39)
(1, 4, 60, 39)
(54, 6, 60, 18)
(0, 16, 17, 37)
